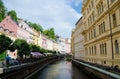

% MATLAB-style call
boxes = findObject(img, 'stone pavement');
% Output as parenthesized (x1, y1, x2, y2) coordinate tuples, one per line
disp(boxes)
(0, 61, 3, 74)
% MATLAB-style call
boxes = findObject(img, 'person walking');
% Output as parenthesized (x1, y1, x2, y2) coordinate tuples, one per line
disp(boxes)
(5, 55, 11, 67)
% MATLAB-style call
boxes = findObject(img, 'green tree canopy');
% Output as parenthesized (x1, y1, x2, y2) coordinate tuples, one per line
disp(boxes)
(0, 0, 6, 22)
(30, 44, 41, 52)
(7, 10, 18, 22)
(0, 34, 12, 53)
(48, 28, 56, 39)
(43, 28, 56, 40)
(28, 22, 43, 33)
(10, 39, 30, 58)
(43, 30, 49, 36)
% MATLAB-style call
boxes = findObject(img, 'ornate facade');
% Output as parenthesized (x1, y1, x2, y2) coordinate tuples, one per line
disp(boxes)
(81, 0, 120, 67)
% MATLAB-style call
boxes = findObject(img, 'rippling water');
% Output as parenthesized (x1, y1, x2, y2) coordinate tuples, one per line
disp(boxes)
(31, 60, 91, 79)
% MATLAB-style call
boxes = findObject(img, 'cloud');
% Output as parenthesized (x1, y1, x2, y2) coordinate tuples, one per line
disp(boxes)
(3, 0, 82, 38)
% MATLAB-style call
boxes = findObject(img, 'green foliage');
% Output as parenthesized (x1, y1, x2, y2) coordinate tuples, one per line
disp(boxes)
(7, 10, 18, 22)
(0, 0, 6, 22)
(43, 30, 49, 36)
(0, 51, 6, 61)
(43, 28, 56, 40)
(48, 28, 56, 39)
(30, 44, 41, 52)
(28, 22, 43, 33)
(10, 39, 30, 58)
(0, 34, 13, 53)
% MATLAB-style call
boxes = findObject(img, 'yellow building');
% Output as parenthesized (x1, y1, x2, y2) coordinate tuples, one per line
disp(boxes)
(32, 29, 40, 45)
(71, 30, 75, 58)
(81, 0, 120, 67)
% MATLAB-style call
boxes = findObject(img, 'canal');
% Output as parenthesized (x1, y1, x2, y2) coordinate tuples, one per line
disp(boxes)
(30, 60, 92, 79)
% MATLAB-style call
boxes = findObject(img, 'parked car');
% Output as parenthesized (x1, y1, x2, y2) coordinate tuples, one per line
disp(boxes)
(9, 59, 19, 65)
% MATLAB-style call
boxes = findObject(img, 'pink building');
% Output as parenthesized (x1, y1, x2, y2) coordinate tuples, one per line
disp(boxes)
(0, 16, 17, 37)
(42, 35, 47, 49)
(0, 16, 18, 59)
(65, 38, 71, 54)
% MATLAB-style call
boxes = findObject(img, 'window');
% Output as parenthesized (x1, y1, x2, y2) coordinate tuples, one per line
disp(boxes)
(89, 32, 90, 40)
(10, 31, 14, 35)
(104, 61, 106, 64)
(100, 44, 102, 54)
(85, 48, 88, 55)
(91, 1, 94, 7)
(97, 2, 104, 15)
(112, 13, 117, 27)
(99, 22, 105, 35)
(101, 23, 103, 33)
(92, 12, 95, 21)
(94, 45, 96, 55)
(102, 44, 104, 54)
(103, 22, 105, 32)
(104, 43, 107, 54)
(0, 26, 3, 31)
(99, 25, 101, 34)
(92, 46, 94, 55)
(4, 29, 9, 33)
(111, 0, 115, 3)
(87, 8, 89, 13)
(89, 47, 91, 55)
(91, 30, 93, 39)
(94, 29, 96, 37)
(115, 40, 119, 54)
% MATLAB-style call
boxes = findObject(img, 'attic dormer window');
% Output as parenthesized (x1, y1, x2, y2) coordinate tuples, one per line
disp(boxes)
(10, 31, 14, 35)
(4, 29, 9, 33)
(0, 26, 3, 31)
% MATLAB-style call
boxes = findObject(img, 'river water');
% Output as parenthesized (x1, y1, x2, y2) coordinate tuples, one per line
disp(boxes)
(30, 60, 91, 79)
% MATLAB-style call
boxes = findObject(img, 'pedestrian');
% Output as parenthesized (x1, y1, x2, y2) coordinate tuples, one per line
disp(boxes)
(5, 54, 11, 67)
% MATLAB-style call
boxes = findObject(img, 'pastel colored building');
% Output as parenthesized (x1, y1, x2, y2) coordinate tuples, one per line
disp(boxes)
(0, 16, 17, 41)
(53, 41, 59, 52)
(0, 16, 18, 58)
(38, 33, 42, 47)
(71, 29, 75, 57)
(47, 38, 53, 50)
(56, 36, 66, 54)
(32, 29, 40, 45)
(65, 38, 71, 54)
(42, 35, 47, 49)
(18, 19, 34, 44)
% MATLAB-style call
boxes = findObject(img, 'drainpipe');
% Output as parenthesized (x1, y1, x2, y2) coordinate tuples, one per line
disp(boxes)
(107, 0, 114, 66)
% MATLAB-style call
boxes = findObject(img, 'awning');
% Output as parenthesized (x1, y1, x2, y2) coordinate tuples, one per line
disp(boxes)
(31, 52, 44, 58)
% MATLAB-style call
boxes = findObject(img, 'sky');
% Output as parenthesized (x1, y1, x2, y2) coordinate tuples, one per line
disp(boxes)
(3, 0, 82, 38)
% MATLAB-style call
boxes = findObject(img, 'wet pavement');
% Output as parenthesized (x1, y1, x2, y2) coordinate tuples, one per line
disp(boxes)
(31, 60, 91, 79)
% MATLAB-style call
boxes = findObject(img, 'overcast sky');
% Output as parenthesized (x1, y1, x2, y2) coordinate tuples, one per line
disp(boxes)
(3, 0, 82, 38)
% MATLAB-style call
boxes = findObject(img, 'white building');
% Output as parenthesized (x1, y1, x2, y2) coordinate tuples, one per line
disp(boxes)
(56, 36, 66, 54)
(18, 19, 33, 44)
(47, 38, 53, 50)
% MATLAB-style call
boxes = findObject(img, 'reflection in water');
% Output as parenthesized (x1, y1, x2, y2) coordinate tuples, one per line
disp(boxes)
(31, 60, 90, 79)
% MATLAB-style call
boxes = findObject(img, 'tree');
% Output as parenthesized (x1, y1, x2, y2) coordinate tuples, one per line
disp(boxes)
(0, 34, 12, 53)
(43, 28, 56, 40)
(0, 0, 6, 22)
(7, 10, 18, 22)
(30, 44, 41, 52)
(48, 28, 56, 39)
(43, 30, 49, 36)
(28, 22, 43, 33)
(10, 39, 30, 58)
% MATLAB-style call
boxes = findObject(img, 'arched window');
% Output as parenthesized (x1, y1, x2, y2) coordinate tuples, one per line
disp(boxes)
(115, 40, 119, 54)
